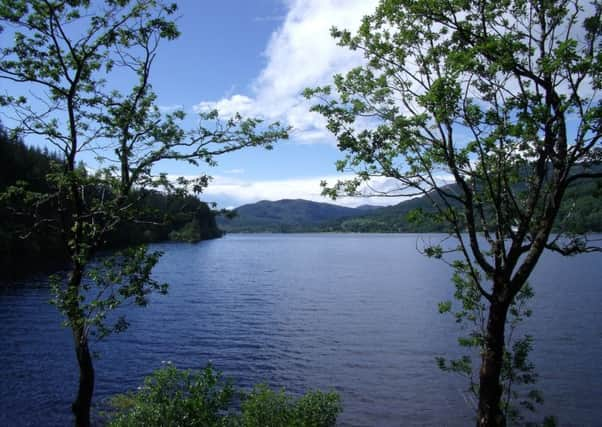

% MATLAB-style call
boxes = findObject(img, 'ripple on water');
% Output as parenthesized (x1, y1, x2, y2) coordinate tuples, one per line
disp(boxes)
(1, 234, 601, 426)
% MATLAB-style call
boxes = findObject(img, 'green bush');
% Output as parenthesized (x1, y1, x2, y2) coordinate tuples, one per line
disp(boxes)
(239, 385, 341, 427)
(108, 364, 341, 427)
(168, 220, 202, 243)
(108, 364, 235, 427)
(240, 385, 292, 427)
(293, 390, 341, 427)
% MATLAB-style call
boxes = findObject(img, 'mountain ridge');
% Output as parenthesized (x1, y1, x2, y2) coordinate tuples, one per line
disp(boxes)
(217, 175, 602, 233)
(217, 198, 384, 232)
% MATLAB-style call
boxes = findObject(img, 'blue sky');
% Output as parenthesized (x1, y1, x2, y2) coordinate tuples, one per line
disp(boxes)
(143, 0, 597, 209)
(2, 0, 388, 208)
(3, 1, 598, 209)
(139, 0, 383, 208)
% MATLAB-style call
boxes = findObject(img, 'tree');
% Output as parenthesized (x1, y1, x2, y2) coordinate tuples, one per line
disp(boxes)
(108, 363, 342, 427)
(0, 1, 287, 426)
(305, 0, 601, 425)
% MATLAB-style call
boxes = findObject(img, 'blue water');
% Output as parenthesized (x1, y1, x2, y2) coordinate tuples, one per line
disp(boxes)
(0, 234, 601, 426)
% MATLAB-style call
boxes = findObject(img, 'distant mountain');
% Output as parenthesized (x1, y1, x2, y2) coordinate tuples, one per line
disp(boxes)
(217, 194, 448, 233)
(217, 199, 384, 232)
(355, 204, 385, 211)
(217, 172, 602, 233)
(327, 192, 450, 233)
(327, 172, 602, 233)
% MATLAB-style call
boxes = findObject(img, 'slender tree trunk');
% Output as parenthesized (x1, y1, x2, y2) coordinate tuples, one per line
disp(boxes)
(66, 266, 95, 427)
(477, 299, 509, 427)
(71, 325, 94, 427)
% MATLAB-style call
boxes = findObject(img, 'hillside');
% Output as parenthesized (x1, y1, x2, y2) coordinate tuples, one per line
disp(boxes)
(328, 175, 602, 233)
(218, 175, 602, 234)
(0, 125, 223, 279)
(326, 194, 450, 233)
(217, 199, 376, 232)
(217, 194, 457, 233)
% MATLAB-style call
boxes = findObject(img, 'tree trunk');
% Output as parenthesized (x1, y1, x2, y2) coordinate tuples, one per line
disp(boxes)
(66, 266, 95, 427)
(71, 324, 94, 427)
(477, 300, 509, 427)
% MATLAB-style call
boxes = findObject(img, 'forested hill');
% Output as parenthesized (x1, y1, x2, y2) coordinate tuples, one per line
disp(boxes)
(219, 177, 602, 234)
(217, 197, 446, 233)
(216, 199, 377, 232)
(0, 126, 222, 279)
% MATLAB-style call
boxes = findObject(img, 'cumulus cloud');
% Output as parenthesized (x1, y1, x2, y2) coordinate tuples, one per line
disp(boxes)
(202, 174, 407, 208)
(165, 172, 457, 209)
(194, 0, 379, 143)
(193, 95, 255, 117)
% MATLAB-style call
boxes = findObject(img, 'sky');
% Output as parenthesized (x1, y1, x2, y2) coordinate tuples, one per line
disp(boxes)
(0, 0, 393, 209)
(136, 0, 383, 208)
(3, 1, 596, 209)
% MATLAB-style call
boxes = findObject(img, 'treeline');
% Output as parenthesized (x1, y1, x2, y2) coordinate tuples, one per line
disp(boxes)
(343, 178, 602, 234)
(327, 179, 602, 234)
(219, 176, 602, 234)
(0, 126, 222, 280)
(321, 195, 452, 233)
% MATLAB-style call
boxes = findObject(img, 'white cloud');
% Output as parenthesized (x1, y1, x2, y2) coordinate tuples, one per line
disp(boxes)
(193, 95, 255, 117)
(193, 0, 379, 143)
(158, 104, 183, 112)
(164, 171, 457, 209)
(201, 174, 406, 208)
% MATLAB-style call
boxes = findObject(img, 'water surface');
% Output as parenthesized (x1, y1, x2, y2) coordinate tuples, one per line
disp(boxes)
(1, 234, 600, 426)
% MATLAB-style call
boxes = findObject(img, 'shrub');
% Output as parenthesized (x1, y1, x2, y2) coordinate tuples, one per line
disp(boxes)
(108, 364, 341, 427)
(240, 385, 292, 427)
(108, 363, 235, 427)
(293, 390, 341, 427)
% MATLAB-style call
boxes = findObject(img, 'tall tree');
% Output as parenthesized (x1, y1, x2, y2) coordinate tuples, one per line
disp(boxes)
(0, 1, 287, 426)
(305, 0, 601, 425)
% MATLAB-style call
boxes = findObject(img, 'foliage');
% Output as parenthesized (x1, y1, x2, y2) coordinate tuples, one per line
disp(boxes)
(50, 245, 168, 340)
(217, 182, 602, 234)
(240, 385, 341, 427)
(109, 364, 236, 427)
(435, 261, 552, 425)
(108, 364, 342, 427)
(306, 0, 601, 425)
(0, 127, 223, 279)
(0, 124, 68, 277)
(0, 1, 287, 424)
(555, 176, 602, 234)
(291, 389, 343, 427)
(239, 385, 292, 427)
(167, 218, 210, 243)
